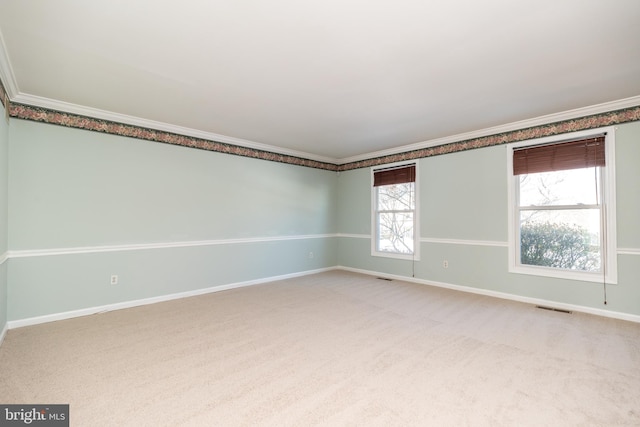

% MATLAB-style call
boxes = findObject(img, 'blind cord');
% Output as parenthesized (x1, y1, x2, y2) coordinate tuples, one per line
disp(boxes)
(595, 155, 607, 305)
(602, 205, 608, 305)
(412, 182, 416, 278)
(412, 246, 416, 278)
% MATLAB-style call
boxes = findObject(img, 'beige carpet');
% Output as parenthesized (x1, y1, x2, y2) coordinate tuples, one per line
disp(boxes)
(1, 271, 639, 426)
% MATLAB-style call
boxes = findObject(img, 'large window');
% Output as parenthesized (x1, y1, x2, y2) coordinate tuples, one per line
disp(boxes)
(371, 163, 419, 259)
(507, 128, 617, 283)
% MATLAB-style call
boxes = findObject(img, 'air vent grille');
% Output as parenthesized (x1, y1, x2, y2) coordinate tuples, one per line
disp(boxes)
(536, 305, 572, 314)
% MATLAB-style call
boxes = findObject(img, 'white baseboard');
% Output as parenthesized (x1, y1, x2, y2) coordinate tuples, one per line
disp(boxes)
(0, 322, 7, 347)
(7, 267, 334, 329)
(6, 265, 639, 330)
(336, 266, 640, 324)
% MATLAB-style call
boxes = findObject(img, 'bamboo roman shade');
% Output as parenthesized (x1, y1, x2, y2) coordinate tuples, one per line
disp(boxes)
(373, 164, 416, 187)
(512, 136, 605, 176)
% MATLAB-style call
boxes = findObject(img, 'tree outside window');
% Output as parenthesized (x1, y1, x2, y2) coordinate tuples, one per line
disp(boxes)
(376, 182, 415, 254)
(372, 163, 418, 259)
(508, 130, 617, 284)
(518, 168, 602, 272)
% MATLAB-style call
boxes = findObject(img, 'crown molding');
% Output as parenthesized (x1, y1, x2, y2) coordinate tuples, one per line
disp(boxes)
(2, 19, 639, 171)
(0, 29, 336, 164)
(9, 90, 640, 172)
(336, 95, 640, 165)
(11, 92, 338, 165)
(0, 28, 19, 98)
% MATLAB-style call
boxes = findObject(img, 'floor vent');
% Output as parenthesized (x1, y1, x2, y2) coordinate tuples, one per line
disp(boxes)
(376, 277, 393, 281)
(536, 305, 572, 314)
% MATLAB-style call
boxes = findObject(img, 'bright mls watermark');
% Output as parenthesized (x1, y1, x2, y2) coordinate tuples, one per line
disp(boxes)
(0, 405, 68, 426)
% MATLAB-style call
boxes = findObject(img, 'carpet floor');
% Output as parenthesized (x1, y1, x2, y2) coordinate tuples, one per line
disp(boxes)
(1, 271, 639, 426)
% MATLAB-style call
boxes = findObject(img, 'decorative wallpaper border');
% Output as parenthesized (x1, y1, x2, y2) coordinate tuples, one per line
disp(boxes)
(339, 106, 640, 171)
(0, 79, 8, 110)
(0, 79, 8, 115)
(1, 77, 639, 172)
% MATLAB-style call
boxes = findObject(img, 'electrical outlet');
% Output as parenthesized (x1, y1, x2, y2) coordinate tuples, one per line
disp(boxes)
(443, 260, 449, 269)
(110, 275, 118, 285)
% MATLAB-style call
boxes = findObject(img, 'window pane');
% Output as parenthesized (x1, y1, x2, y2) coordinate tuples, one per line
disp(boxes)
(377, 183, 415, 211)
(377, 212, 414, 254)
(519, 209, 601, 271)
(519, 168, 599, 206)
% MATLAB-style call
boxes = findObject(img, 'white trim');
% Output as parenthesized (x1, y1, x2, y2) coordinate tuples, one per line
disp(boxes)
(336, 266, 640, 324)
(421, 237, 508, 247)
(10, 92, 338, 165)
(0, 29, 19, 98)
(507, 126, 618, 284)
(337, 233, 370, 239)
(0, 323, 7, 348)
(590, 129, 617, 282)
(7, 267, 334, 329)
(341, 236, 637, 252)
(370, 161, 420, 261)
(618, 248, 640, 256)
(7, 234, 336, 259)
(4, 238, 631, 261)
(2, 24, 639, 168)
(7, 90, 640, 168)
(6, 264, 640, 330)
(337, 96, 640, 165)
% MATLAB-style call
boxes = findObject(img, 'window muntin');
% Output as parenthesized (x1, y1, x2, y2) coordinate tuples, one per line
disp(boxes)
(518, 171, 602, 272)
(376, 183, 415, 254)
(519, 168, 600, 207)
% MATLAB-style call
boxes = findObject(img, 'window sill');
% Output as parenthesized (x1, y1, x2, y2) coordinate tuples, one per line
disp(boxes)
(372, 251, 420, 261)
(509, 264, 617, 284)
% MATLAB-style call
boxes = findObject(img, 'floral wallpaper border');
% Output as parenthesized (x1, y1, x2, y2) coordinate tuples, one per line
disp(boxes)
(343, 105, 640, 171)
(0, 79, 8, 114)
(1, 78, 639, 172)
(1, 93, 338, 172)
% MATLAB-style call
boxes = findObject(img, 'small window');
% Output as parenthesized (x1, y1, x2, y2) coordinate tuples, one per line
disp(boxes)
(507, 128, 617, 283)
(371, 163, 419, 260)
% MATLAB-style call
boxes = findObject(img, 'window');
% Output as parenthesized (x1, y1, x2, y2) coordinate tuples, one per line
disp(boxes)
(507, 127, 617, 283)
(371, 162, 419, 259)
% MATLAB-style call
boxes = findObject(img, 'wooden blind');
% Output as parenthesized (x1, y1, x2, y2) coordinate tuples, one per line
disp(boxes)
(373, 164, 416, 187)
(513, 137, 605, 176)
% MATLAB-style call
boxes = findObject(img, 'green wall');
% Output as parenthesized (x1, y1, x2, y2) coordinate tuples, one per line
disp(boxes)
(0, 101, 8, 333)
(8, 120, 337, 249)
(337, 122, 640, 317)
(616, 124, 640, 248)
(421, 145, 507, 241)
(7, 120, 338, 320)
(3, 114, 640, 324)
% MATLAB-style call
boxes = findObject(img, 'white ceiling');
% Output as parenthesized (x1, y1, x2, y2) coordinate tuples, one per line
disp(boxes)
(1, 0, 639, 163)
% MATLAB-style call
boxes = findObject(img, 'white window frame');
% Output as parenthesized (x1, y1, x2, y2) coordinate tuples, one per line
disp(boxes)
(507, 126, 617, 284)
(371, 161, 420, 260)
